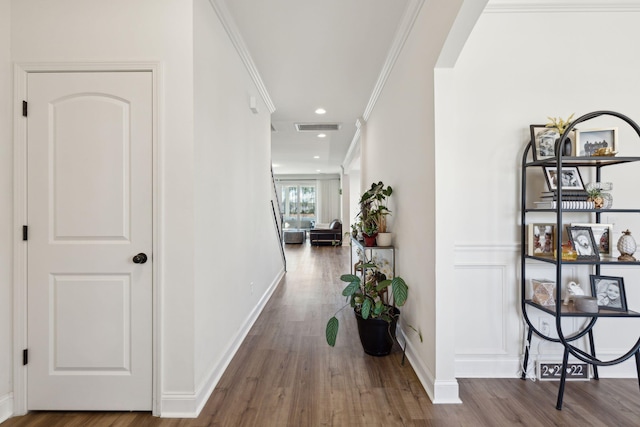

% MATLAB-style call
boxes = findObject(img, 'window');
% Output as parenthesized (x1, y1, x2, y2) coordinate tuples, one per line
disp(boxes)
(281, 184, 316, 229)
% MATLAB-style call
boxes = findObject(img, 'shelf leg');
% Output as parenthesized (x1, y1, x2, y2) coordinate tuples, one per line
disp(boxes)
(635, 350, 640, 392)
(588, 329, 599, 380)
(521, 326, 533, 380)
(556, 347, 570, 410)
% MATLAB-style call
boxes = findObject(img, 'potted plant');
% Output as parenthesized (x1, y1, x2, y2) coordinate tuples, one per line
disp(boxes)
(546, 113, 575, 156)
(357, 182, 393, 247)
(325, 260, 408, 356)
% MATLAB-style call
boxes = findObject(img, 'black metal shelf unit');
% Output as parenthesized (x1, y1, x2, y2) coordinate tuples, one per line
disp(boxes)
(520, 110, 640, 410)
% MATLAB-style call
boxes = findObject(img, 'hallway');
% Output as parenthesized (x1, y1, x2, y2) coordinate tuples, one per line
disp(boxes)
(3, 243, 640, 426)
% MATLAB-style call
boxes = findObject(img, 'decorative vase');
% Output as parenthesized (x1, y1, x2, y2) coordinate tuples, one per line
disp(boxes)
(617, 229, 637, 261)
(354, 307, 399, 356)
(376, 232, 392, 247)
(363, 233, 377, 247)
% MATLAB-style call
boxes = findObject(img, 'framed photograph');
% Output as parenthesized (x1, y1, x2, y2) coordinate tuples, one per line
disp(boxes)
(566, 226, 600, 261)
(527, 223, 555, 256)
(543, 166, 585, 191)
(571, 223, 613, 256)
(575, 127, 618, 157)
(590, 275, 627, 312)
(530, 125, 575, 160)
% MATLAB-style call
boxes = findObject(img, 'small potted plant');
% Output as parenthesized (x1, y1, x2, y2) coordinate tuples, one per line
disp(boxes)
(357, 182, 393, 246)
(325, 260, 408, 356)
(546, 113, 575, 156)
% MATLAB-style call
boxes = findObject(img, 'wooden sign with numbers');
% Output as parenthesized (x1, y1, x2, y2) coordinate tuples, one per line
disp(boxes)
(537, 361, 590, 381)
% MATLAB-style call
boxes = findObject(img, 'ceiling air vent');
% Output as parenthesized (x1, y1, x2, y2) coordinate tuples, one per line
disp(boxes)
(295, 123, 341, 132)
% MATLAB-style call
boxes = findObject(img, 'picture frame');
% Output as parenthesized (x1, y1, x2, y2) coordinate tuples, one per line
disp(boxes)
(530, 125, 575, 160)
(527, 223, 555, 256)
(543, 166, 585, 191)
(589, 275, 627, 312)
(566, 226, 600, 261)
(575, 127, 618, 157)
(571, 223, 613, 256)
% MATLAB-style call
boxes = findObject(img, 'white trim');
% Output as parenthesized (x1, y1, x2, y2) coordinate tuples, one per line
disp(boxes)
(485, 0, 640, 13)
(13, 62, 162, 416)
(455, 242, 519, 252)
(160, 269, 286, 418)
(455, 356, 522, 378)
(362, 0, 425, 121)
(341, 118, 363, 174)
(209, 0, 276, 113)
(0, 393, 12, 424)
(396, 329, 462, 404)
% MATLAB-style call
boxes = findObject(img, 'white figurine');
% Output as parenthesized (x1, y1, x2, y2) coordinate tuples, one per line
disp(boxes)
(563, 281, 584, 306)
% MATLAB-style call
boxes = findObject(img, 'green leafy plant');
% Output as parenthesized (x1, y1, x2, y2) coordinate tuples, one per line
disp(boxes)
(546, 113, 575, 135)
(358, 182, 393, 236)
(325, 261, 408, 347)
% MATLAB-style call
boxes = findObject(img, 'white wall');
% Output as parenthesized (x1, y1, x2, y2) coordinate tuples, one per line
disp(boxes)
(192, 0, 283, 411)
(363, 0, 465, 403)
(452, 5, 640, 378)
(6, 0, 283, 418)
(0, 0, 12, 422)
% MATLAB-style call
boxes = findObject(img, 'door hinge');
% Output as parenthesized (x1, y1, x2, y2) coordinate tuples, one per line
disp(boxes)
(23, 349, 28, 365)
(22, 101, 27, 117)
(23, 225, 28, 241)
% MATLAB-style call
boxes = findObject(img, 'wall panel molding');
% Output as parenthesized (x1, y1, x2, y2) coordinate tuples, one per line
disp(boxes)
(486, 0, 640, 13)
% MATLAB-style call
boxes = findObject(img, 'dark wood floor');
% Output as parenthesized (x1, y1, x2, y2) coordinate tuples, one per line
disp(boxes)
(3, 242, 640, 426)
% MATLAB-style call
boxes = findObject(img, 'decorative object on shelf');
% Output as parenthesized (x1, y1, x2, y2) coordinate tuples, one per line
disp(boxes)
(530, 124, 560, 160)
(543, 166, 584, 191)
(571, 223, 613, 256)
(593, 147, 617, 156)
(531, 279, 555, 306)
(546, 113, 575, 156)
(617, 229, 637, 261)
(527, 223, 554, 256)
(585, 182, 613, 209)
(357, 181, 393, 247)
(566, 225, 600, 261)
(376, 232, 392, 247)
(575, 127, 618, 157)
(589, 275, 628, 312)
(560, 242, 577, 260)
(325, 258, 410, 356)
(563, 281, 584, 306)
(574, 296, 598, 313)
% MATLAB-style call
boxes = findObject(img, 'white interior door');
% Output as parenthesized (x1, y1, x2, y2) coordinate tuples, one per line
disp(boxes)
(26, 71, 153, 410)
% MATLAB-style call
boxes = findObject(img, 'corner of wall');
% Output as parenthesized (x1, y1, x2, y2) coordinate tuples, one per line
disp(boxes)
(0, 393, 13, 424)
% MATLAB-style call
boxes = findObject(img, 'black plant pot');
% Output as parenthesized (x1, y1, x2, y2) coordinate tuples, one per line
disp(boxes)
(354, 307, 400, 356)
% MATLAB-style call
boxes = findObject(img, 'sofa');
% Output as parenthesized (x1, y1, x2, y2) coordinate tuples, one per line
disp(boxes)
(309, 220, 342, 246)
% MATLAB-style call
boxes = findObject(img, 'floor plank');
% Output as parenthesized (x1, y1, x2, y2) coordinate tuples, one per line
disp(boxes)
(2, 242, 639, 426)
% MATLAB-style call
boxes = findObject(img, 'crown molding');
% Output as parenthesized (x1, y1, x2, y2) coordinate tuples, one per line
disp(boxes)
(362, 0, 425, 121)
(485, 0, 640, 13)
(209, 0, 276, 113)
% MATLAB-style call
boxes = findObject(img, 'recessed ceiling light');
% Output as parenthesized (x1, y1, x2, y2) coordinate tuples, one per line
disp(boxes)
(315, 108, 326, 115)
(317, 133, 326, 138)
(316, 169, 321, 172)
(272, 164, 280, 168)
(313, 156, 320, 159)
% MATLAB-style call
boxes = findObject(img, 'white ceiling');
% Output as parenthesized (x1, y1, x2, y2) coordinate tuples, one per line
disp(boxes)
(224, 0, 410, 175)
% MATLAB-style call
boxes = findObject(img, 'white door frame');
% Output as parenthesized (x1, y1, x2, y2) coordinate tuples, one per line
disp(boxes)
(12, 62, 162, 416)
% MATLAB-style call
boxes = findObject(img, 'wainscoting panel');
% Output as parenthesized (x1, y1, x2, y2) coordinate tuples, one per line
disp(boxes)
(454, 243, 639, 378)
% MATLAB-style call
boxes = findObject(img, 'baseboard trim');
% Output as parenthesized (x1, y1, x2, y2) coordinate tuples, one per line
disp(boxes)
(0, 393, 13, 424)
(455, 356, 522, 378)
(159, 268, 286, 418)
(397, 329, 461, 404)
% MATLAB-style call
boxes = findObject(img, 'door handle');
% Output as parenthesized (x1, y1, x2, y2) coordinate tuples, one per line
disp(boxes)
(132, 253, 148, 264)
